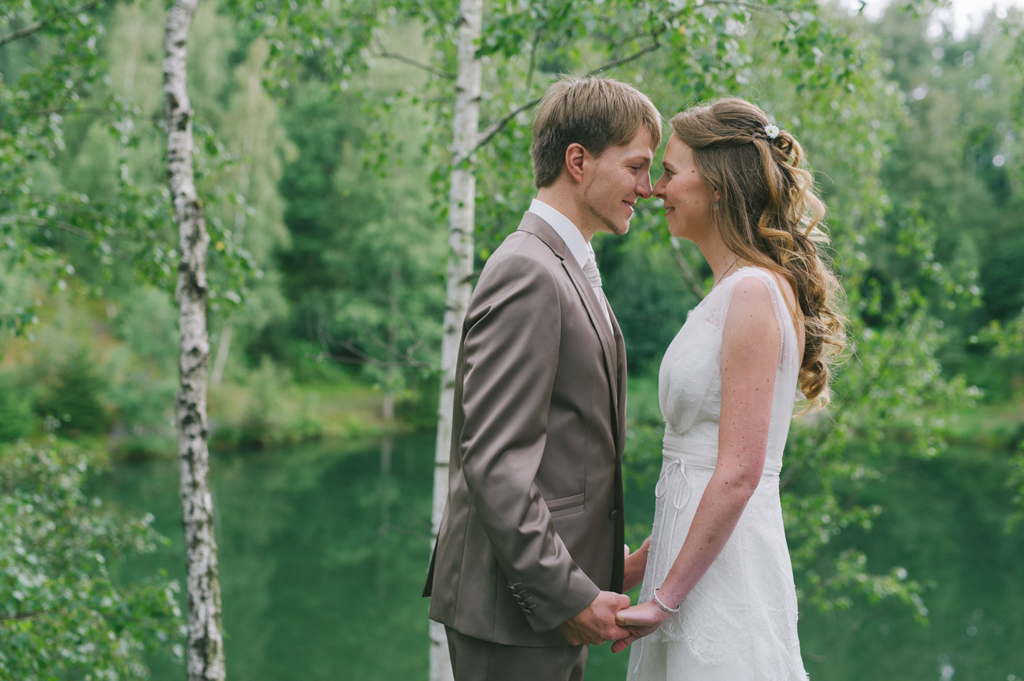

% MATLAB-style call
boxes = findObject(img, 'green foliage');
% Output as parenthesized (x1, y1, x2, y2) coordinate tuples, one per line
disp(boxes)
(33, 346, 111, 436)
(0, 0, 177, 303)
(1008, 440, 1024, 533)
(0, 372, 32, 443)
(265, 75, 444, 396)
(765, 7, 973, 622)
(232, 0, 995, 629)
(106, 286, 179, 451)
(0, 441, 182, 679)
(1, 0, 280, 354)
(212, 358, 323, 449)
(622, 1, 987, 625)
(600, 230, 700, 376)
(2, 0, 1021, 664)
(873, 5, 1024, 399)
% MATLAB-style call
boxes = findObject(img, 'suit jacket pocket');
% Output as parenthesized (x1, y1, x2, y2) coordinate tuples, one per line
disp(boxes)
(545, 492, 586, 519)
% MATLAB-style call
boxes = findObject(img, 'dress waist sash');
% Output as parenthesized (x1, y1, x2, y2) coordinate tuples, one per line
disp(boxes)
(659, 430, 778, 509)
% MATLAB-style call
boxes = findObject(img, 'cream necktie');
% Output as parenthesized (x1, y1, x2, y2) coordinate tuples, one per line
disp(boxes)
(583, 253, 613, 332)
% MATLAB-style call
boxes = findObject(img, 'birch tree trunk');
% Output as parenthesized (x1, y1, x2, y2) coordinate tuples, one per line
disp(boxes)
(429, 1, 483, 679)
(164, 1, 227, 679)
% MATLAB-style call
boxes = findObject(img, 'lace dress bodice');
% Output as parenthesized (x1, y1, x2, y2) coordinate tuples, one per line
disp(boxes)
(629, 267, 808, 681)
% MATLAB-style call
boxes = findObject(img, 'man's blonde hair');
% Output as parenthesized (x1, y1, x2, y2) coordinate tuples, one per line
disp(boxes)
(531, 76, 662, 189)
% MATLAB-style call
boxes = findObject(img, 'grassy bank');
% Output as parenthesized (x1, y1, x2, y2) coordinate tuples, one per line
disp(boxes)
(113, 377, 404, 460)
(932, 402, 1024, 450)
(626, 373, 1024, 452)
(0, 286, 433, 459)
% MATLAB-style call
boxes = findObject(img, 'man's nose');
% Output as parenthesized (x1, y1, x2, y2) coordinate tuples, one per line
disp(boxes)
(636, 174, 654, 199)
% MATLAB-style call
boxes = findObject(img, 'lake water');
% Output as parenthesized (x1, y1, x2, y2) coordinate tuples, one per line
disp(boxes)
(94, 434, 1024, 681)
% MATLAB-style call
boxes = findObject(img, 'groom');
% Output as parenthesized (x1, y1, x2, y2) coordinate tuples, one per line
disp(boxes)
(423, 76, 661, 680)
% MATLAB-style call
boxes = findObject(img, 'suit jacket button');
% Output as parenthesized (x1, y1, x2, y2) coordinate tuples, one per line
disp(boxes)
(609, 508, 620, 520)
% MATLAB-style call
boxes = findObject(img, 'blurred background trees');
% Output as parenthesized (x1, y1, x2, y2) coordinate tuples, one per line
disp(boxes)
(1, 0, 1023, 678)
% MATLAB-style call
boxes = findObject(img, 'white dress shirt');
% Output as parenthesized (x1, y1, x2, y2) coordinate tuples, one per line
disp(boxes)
(528, 199, 613, 331)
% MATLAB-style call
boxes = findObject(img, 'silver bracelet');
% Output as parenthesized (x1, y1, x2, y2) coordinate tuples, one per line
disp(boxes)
(653, 589, 679, 614)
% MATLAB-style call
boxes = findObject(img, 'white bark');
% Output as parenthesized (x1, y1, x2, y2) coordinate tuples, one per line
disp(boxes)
(164, 1, 226, 680)
(429, 1, 483, 679)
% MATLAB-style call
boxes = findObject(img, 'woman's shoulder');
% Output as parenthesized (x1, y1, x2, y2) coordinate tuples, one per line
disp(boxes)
(726, 265, 781, 291)
(726, 267, 798, 316)
(723, 266, 804, 359)
(725, 270, 779, 319)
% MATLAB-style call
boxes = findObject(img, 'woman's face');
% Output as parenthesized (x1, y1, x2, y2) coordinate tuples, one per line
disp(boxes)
(653, 136, 716, 241)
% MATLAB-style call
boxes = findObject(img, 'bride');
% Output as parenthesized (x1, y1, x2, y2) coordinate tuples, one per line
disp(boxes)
(614, 97, 846, 680)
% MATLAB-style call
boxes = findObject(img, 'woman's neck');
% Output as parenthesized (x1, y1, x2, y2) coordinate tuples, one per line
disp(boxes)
(696, 234, 745, 286)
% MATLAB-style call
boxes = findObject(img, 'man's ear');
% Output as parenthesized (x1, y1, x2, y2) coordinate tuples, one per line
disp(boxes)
(565, 143, 586, 184)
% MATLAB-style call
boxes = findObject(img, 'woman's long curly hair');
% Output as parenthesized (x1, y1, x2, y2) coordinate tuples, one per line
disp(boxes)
(670, 97, 847, 410)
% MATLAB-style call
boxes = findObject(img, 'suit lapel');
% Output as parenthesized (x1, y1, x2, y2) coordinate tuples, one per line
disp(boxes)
(561, 258, 619, 416)
(609, 307, 628, 453)
(516, 215, 620, 425)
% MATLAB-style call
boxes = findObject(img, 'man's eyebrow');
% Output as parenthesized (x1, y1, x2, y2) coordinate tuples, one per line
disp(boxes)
(626, 153, 654, 165)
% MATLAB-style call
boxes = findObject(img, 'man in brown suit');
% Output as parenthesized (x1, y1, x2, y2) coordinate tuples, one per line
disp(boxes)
(424, 77, 662, 680)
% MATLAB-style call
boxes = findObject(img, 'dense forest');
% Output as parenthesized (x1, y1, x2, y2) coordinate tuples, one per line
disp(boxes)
(1, 0, 1022, 678)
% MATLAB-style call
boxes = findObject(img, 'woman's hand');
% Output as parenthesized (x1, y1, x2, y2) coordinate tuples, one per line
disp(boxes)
(623, 536, 651, 592)
(609, 599, 669, 653)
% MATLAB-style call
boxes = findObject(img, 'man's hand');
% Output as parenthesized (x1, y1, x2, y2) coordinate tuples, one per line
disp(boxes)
(623, 537, 651, 593)
(558, 591, 632, 646)
(610, 600, 669, 653)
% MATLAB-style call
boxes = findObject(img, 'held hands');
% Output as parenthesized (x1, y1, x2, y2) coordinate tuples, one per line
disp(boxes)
(610, 599, 671, 654)
(558, 591, 632, 646)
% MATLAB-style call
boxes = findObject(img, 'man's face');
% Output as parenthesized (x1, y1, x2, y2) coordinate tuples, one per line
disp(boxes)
(581, 129, 655, 237)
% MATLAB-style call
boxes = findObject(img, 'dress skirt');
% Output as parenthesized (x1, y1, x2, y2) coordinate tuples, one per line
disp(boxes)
(625, 449, 808, 681)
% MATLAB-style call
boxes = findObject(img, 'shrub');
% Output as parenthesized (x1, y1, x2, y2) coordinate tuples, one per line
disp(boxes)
(0, 373, 32, 442)
(0, 442, 182, 678)
(33, 348, 111, 436)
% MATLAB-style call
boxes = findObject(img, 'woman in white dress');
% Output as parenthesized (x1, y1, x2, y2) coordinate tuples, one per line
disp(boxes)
(613, 98, 847, 680)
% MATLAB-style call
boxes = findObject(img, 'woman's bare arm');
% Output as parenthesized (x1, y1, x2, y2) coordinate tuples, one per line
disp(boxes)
(613, 277, 782, 652)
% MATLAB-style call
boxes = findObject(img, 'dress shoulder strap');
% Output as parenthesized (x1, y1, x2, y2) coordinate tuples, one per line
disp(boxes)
(719, 267, 799, 366)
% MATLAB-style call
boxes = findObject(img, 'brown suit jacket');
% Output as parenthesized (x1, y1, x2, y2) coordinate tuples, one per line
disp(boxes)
(423, 212, 628, 647)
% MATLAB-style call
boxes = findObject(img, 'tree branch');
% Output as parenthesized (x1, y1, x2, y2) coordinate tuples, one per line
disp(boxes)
(0, 609, 52, 624)
(0, 0, 104, 48)
(586, 40, 661, 74)
(371, 40, 455, 79)
(704, 0, 774, 11)
(8, 214, 135, 265)
(526, 24, 543, 90)
(670, 237, 707, 299)
(472, 94, 545, 154)
(316, 318, 434, 369)
(473, 31, 665, 155)
(467, 0, 799, 161)
(381, 521, 432, 543)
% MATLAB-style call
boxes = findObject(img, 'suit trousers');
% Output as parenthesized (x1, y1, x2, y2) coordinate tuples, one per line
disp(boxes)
(445, 627, 588, 681)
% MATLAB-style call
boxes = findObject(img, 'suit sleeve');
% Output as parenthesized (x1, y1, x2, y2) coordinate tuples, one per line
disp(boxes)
(458, 251, 600, 634)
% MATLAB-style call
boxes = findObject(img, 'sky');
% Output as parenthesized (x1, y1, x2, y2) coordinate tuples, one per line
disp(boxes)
(847, 0, 1023, 37)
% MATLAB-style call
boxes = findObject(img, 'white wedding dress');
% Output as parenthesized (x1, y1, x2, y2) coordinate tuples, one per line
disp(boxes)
(627, 267, 809, 681)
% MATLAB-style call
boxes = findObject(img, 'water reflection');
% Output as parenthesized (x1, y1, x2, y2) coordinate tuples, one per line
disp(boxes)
(96, 435, 436, 681)
(93, 438, 1024, 681)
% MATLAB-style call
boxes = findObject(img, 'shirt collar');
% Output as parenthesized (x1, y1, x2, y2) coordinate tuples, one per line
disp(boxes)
(528, 198, 593, 269)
